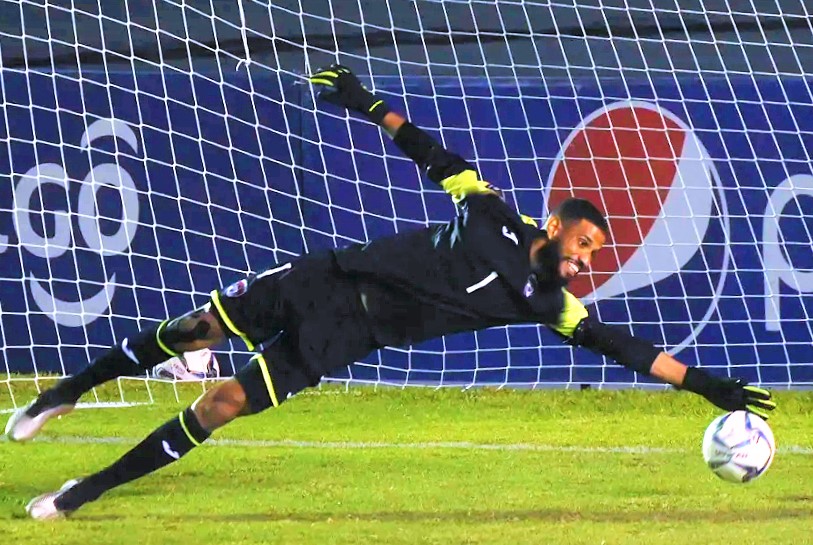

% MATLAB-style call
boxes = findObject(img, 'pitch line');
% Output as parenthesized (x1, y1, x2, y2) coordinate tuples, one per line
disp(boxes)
(22, 435, 813, 456)
(0, 402, 148, 415)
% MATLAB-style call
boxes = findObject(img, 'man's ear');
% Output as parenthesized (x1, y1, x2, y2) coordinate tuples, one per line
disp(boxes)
(544, 215, 562, 238)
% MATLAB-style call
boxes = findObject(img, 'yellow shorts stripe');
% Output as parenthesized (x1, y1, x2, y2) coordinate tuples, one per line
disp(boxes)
(178, 410, 202, 446)
(254, 354, 280, 408)
(155, 320, 179, 358)
(210, 290, 255, 351)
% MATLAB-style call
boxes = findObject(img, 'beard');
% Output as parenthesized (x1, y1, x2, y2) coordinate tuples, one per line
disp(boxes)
(530, 238, 569, 289)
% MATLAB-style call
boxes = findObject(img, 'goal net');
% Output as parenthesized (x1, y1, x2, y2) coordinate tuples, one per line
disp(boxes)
(2, 0, 812, 410)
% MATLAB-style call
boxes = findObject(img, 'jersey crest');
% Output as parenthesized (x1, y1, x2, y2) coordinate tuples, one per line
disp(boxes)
(523, 275, 536, 298)
(224, 279, 248, 298)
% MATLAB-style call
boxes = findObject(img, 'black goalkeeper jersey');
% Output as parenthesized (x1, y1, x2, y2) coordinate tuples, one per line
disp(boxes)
(333, 193, 566, 347)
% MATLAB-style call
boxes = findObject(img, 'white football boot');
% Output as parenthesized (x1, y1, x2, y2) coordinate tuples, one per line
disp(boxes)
(4, 393, 75, 442)
(25, 479, 81, 520)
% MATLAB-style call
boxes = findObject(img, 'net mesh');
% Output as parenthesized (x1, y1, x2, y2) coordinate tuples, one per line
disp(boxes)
(1, 0, 812, 409)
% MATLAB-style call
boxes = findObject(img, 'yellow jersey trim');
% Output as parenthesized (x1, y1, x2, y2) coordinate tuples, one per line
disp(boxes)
(439, 169, 499, 204)
(439, 170, 539, 226)
(520, 214, 538, 227)
(550, 289, 588, 338)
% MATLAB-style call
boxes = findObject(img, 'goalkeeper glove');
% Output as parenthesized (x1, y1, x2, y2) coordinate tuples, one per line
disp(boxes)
(681, 366, 777, 420)
(309, 64, 390, 124)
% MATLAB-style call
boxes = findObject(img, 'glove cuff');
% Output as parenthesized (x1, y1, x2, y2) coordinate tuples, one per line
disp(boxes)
(363, 97, 390, 125)
(680, 366, 718, 395)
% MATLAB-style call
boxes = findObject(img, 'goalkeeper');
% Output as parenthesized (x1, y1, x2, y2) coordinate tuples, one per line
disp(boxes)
(8, 65, 776, 520)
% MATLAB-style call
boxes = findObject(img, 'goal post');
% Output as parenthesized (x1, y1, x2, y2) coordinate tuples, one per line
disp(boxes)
(2, 1, 812, 410)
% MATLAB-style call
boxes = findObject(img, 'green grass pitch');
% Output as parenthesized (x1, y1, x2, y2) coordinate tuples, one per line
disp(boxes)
(1, 384, 812, 545)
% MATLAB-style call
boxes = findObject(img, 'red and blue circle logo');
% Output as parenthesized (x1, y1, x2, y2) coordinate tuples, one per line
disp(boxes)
(546, 101, 730, 355)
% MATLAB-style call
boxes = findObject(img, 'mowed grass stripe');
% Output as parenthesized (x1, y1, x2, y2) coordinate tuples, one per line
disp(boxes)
(3, 389, 813, 545)
(23, 434, 813, 455)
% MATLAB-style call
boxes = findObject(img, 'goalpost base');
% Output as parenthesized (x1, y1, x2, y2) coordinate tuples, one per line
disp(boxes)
(0, 375, 219, 413)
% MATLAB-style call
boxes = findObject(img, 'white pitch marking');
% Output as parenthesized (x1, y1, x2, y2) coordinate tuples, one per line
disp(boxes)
(21, 435, 813, 456)
(0, 402, 147, 415)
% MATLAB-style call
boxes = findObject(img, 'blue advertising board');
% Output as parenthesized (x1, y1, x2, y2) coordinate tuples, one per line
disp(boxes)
(1, 69, 811, 386)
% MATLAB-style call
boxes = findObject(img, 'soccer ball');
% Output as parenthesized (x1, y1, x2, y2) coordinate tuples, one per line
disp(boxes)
(152, 348, 220, 381)
(702, 411, 776, 483)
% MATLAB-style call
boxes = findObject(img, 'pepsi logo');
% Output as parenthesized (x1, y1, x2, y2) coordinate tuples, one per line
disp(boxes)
(545, 101, 730, 353)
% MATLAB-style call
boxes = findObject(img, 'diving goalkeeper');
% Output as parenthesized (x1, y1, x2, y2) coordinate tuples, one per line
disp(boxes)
(7, 65, 776, 520)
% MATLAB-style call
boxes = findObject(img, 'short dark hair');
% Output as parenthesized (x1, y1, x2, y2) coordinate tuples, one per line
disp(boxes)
(550, 198, 610, 236)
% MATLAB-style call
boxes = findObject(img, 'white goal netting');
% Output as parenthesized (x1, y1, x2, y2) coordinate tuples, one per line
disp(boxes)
(2, 0, 812, 410)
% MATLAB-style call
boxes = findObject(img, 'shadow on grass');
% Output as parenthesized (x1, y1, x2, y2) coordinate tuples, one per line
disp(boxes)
(77, 506, 813, 524)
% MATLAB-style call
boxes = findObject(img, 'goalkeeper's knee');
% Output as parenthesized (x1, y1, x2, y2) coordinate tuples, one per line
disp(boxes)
(60, 322, 179, 394)
(115, 307, 226, 373)
(192, 378, 250, 431)
(160, 307, 227, 352)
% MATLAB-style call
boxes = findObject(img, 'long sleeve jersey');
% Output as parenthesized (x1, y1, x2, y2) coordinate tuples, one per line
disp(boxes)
(333, 168, 587, 348)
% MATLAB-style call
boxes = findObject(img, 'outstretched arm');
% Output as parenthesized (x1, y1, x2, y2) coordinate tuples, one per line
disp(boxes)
(379, 110, 406, 138)
(550, 291, 777, 419)
(309, 65, 503, 204)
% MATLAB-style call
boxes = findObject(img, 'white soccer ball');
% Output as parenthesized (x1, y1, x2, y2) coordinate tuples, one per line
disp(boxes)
(702, 410, 776, 483)
(152, 348, 220, 381)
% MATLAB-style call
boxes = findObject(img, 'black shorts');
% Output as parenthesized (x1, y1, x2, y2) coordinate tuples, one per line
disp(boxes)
(211, 252, 377, 412)
(233, 336, 321, 413)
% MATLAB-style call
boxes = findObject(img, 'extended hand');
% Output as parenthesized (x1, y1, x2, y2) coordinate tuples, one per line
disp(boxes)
(309, 64, 389, 123)
(682, 367, 777, 419)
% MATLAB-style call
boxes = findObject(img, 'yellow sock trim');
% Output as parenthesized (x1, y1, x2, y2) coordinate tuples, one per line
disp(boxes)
(255, 354, 280, 408)
(210, 290, 255, 351)
(155, 320, 179, 357)
(178, 411, 202, 447)
(368, 99, 384, 113)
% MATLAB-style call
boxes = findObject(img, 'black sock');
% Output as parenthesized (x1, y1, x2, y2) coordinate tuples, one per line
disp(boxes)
(55, 407, 211, 511)
(49, 322, 179, 402)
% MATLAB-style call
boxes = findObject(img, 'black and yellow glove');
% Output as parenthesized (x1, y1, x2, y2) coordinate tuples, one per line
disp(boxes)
(309, 64, 389, 124)
(681, 366, 777, 420)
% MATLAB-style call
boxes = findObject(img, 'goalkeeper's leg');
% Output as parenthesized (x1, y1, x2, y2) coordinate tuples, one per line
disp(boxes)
(26, 344, 309, 519)
(25, 377, 250, 519)
(4, 306, 228, 442)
